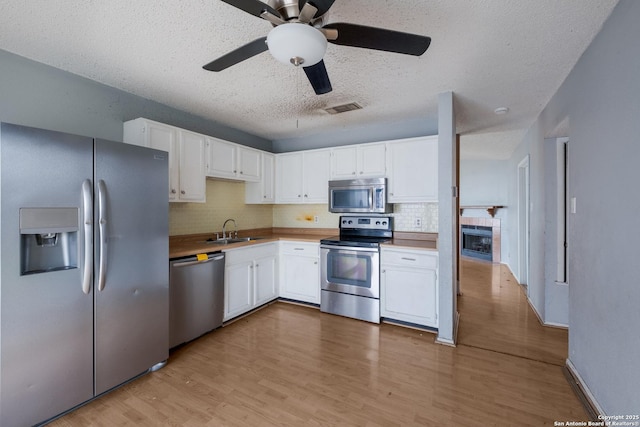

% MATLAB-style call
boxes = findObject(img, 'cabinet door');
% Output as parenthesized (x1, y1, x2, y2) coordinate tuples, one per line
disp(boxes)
(303, 150, 331, 203)
(276, 152, 304, 203)
(207, 137, 237, 179)
(387, 136, 438, 202)
(147, 122, 178, 201)
(245, 152, 274, 204)
(224, 261, 253, 321)
(254, 255, 277, 306)
(331, 146, 358, 179)
(238, 147, 261, 182)
(281, 255, 320, 304)
(359, 143, 386, 177)
(178, 131, 206, 202)
(262, 153, 275, 202)
(381, 266, 437, 327)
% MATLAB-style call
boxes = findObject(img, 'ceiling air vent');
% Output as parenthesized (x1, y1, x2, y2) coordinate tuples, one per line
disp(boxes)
(324, 102, 362, 115)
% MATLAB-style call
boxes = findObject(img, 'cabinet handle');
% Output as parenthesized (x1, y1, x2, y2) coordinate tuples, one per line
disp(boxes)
(298, 194, 301, 198)
(294, 248, 304, 251)
(352, 171, 356, 175)
(314, 261, 318, 265)
(304, 194, 308, 197)
(181, 190, 186, 195)
(359, 171, 363, 174)
(255, 263, 259, 267)
(240, 171, 243, 174)
(171, 189, 177, 194)
(233, 169, 237, 173)
(382, 269, 386, 273)
(401, 257, 417, 261)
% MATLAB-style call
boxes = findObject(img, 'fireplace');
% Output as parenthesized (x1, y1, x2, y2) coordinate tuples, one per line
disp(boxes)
(459, 216, 501, 263)
(461, 225, 493, 261)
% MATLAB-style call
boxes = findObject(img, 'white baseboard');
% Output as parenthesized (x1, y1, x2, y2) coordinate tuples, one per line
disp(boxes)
(565, 358, 605, 418)
(435, 311, 459, 347)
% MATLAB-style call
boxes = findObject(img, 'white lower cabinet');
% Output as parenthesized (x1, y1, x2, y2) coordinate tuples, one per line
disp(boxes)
(380, 247, 438, 328)
(224, 243, 278, 321)
(279, 241, 320, 304)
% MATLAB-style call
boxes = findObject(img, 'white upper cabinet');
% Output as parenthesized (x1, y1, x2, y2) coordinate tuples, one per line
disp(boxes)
(206, 137, 261, 182)
(276, 149, 331, 204)
(331, 143, 386, 179)
(246, 152, 275, 204)
(177, 130, 206, 202)
(386, 135, 438, 203)
(123, 118, 205, 203)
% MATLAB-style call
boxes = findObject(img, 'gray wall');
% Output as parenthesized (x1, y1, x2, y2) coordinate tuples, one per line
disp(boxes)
(272, 116, 439, 153)
(506, 0, 639, 414)
(0, 49, 271, 150)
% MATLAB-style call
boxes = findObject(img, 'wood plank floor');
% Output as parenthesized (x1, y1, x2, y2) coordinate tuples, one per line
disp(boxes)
(50, 258, 587, 426)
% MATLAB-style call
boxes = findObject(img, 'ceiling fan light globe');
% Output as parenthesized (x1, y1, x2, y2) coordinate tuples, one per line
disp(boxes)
(266, 23, 327, 67)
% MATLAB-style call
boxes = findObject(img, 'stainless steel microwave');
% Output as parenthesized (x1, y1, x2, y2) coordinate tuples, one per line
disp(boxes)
(328, 177, 392, 214)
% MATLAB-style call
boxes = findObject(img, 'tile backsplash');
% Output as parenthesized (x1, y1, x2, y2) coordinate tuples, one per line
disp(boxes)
(169, 180, 272, 236)
(392, 202, 439, 232)
(170, 180, 438, 235)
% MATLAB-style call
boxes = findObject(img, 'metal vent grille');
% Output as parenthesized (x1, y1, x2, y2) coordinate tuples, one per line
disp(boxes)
(324, 102, 362, 114)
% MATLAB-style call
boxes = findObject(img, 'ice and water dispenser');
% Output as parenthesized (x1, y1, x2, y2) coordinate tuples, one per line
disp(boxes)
(20, 207, 79, 275)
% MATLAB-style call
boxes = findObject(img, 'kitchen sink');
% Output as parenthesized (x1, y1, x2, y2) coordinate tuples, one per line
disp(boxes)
(205, 237, 264, 245)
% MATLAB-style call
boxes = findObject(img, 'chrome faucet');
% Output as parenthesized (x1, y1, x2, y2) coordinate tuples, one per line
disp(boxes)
(222, 218, 237, 240)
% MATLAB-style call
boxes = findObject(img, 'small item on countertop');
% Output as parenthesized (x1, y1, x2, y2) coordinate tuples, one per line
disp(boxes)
(196, 253, 208, 261)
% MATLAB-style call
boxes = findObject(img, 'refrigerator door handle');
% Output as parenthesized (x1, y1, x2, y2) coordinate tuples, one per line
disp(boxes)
(81, 179, 93, 294)
(97, 180, 108, 291)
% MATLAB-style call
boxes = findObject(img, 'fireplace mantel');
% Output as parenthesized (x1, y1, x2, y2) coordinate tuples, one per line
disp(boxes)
(459, 205, 505, 218)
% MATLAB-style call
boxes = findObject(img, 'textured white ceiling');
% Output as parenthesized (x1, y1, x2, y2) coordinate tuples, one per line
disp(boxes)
(0, 0, 619, 157)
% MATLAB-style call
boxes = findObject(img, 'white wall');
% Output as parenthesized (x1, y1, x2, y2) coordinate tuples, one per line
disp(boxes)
(459, 157, 510, 264)
(505, 0, 639, 414)
(459, 158, 508, 206)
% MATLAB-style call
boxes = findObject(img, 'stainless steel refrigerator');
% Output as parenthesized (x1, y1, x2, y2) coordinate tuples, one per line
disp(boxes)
(0, 123, 169, 426)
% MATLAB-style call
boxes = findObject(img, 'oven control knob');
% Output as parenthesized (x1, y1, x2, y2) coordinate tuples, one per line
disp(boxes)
(382, 221, 387, 225)
(348, 220, 353, 224)
(375, 221, 381, 225)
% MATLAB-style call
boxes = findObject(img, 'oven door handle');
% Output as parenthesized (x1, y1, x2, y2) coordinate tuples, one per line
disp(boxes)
(320, 245, 378, 253)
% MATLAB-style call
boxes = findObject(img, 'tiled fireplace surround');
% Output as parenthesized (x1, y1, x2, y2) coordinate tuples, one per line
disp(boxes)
(459, 216, 501, 263)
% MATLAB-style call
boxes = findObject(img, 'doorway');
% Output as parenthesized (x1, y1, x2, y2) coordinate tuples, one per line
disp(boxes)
(517, 155, 530, 293)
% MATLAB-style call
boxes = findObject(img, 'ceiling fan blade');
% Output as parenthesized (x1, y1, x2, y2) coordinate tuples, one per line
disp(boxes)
(220, 0, 282, 20)
(203, 37, 268, 71)
(323, 23, 431, 56)
(298, 0, 336, 19)
(303, 60, 332, 95)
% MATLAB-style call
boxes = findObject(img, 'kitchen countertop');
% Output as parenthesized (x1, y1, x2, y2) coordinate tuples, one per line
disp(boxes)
(169, 228, 438, 259)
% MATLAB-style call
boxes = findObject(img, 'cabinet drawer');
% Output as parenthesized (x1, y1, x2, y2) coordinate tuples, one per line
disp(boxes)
(226, 242, 276, 264)
(280, 241, 319, 256)
(381, 248, 438, 269)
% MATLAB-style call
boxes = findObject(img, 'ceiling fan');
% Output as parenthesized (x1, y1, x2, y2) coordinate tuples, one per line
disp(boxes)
(203, 0, 431, 95)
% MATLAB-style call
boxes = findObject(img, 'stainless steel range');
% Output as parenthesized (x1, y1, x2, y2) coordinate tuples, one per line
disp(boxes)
(320, 215, 393, 323)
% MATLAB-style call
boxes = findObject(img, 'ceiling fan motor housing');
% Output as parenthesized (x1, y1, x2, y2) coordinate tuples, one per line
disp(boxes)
(267, 0, 326, 25)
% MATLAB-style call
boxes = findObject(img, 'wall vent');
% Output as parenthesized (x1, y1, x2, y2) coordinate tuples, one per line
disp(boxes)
(324, 102, 362, 114)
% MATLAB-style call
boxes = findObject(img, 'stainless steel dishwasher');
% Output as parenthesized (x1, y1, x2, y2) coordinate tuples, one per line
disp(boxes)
(169, 252, 225, 348)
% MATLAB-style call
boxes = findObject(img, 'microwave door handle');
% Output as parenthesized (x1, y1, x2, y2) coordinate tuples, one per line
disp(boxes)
(369, 188, 374, 209)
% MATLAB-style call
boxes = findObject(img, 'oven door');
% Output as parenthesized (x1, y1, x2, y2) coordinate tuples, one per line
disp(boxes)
(320, 245, 380, 299)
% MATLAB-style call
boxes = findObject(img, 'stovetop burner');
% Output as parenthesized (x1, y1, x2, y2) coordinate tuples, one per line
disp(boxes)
(320, 235, 391, 248)
(320, 215, 393, 248)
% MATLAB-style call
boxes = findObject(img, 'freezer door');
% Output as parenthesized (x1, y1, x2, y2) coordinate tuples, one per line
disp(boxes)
(0, 123, 94, 426)
(93, 139, 169, 395)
